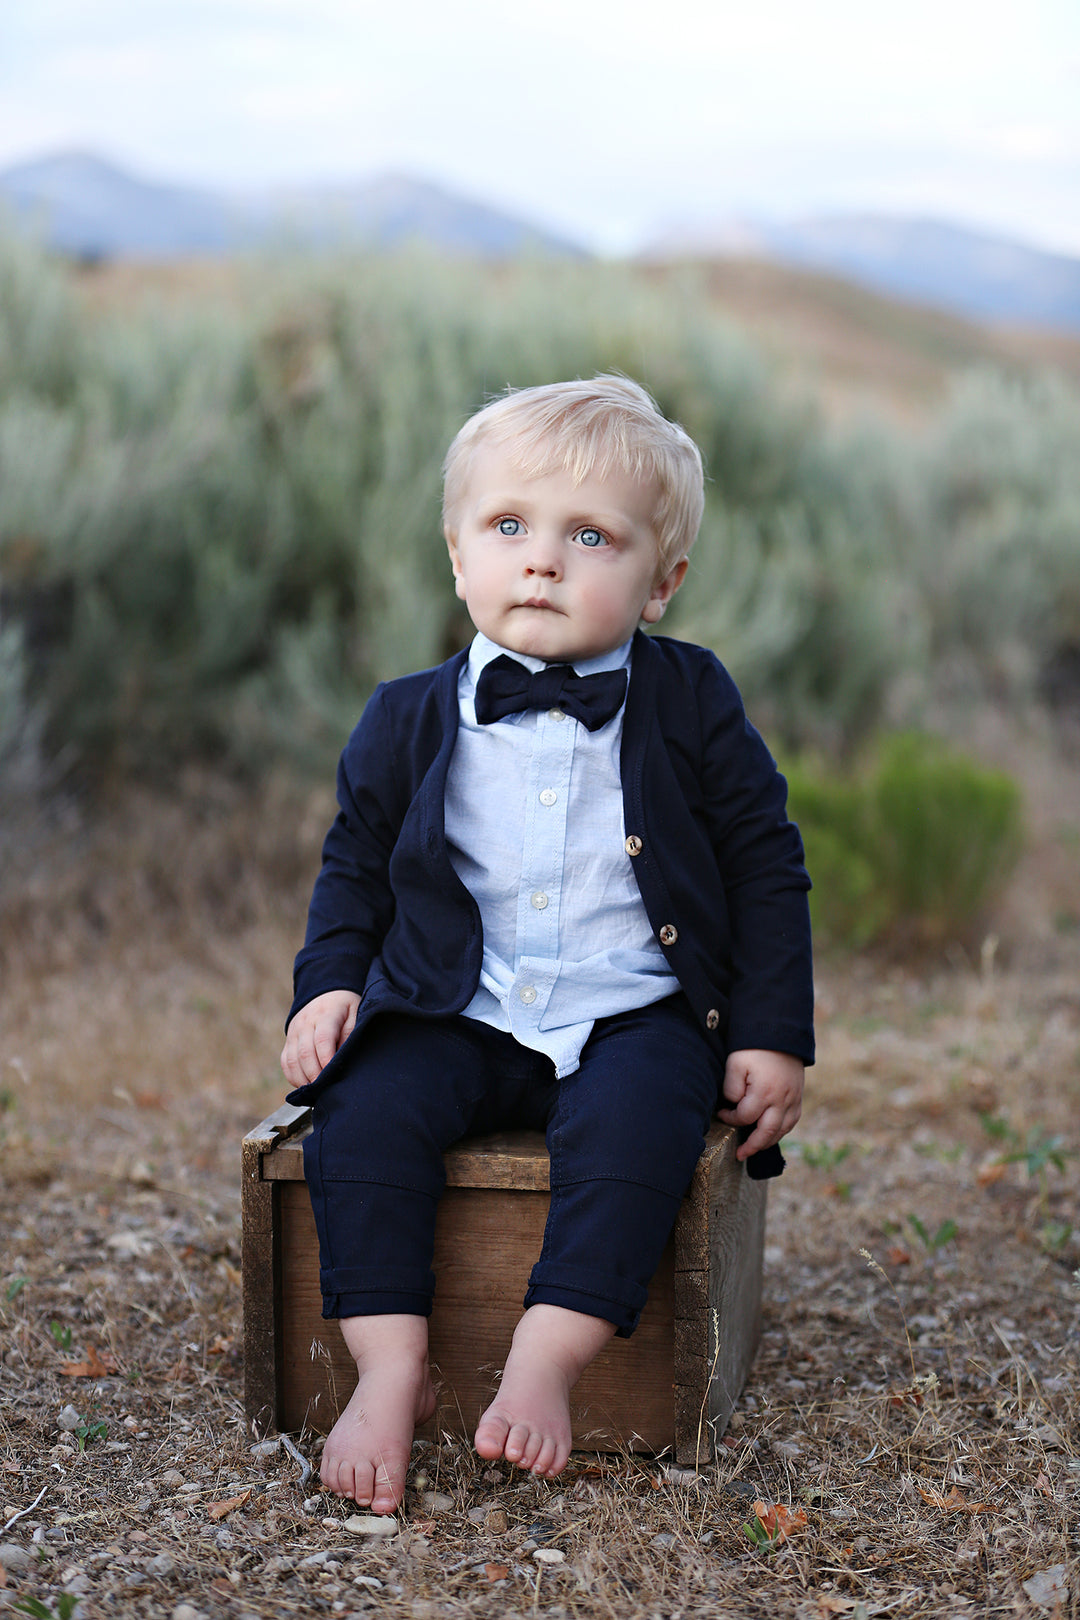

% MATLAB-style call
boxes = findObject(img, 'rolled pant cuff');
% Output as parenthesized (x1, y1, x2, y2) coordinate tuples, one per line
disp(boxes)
(524, 1263, 648, 1338)
(319, 1264, 435, 1320)
(322, 1290, 433, 1321)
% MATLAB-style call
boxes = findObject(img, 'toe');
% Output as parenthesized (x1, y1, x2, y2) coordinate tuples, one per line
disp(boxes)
(475, 1410, 511, 1461)
(503, 1420, 533, 1465)
(530, 1435, 557, 1477)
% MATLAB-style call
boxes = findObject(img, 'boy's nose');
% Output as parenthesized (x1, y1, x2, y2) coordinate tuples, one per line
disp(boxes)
(523, 534, 562, 579)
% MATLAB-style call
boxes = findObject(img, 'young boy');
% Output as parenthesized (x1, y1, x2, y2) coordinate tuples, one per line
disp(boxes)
(281, 375, 813, 1516)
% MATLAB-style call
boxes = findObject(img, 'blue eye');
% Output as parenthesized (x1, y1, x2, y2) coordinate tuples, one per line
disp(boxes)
(498, 518, 522, 535)
(576, 527, 607, 548)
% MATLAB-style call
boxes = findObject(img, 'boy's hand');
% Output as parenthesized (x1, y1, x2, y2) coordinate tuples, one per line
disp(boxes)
(717, 1048, 804, 1161)
(280, 990, 361, 1087)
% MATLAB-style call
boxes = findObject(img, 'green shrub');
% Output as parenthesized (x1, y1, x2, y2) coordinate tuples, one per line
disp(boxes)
(787, 733, 1023, 948)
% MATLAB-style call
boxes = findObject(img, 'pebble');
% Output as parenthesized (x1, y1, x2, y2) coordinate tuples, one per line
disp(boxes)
(1023, 1566, 1069, 1610)
(419, 1490, 454, 1512)
(160, 1470, 185, 1488)
(353, 1574, 384, 1589)
(147, 1553, 175, 1577)
(532, 1547, 565, 1564)
(650, 1532, 677, 1550)
(0, 1544, 32, 1574)
(344, 1514, 398, 1538)
(467, 1505, 487, 1524)
(486, 1508, 508, 1533)
(301, 1495, 323, 1514)
(250, 1440, 280, 1458)
(171, 1606, 208, 1620)
(661, 1465, 704, 1487)
(57, 1404, 83, 1432)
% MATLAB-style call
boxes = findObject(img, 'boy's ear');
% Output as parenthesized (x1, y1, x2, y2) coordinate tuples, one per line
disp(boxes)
(446, 533, 467, 601)
(640, 556, 688, 624)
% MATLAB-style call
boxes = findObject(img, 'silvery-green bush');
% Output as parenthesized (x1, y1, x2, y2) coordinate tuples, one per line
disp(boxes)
(1, 232, 1075, 794)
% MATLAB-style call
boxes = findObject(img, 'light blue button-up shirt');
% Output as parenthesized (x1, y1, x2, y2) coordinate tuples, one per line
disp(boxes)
(444, 632, 679, 1078)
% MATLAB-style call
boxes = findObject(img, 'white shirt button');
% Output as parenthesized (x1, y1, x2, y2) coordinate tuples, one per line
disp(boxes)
(539, 788, 557, 806)
(548, 707, 566, 721)
(530, 891, 549, 910)
(518, 985, 538, 1004)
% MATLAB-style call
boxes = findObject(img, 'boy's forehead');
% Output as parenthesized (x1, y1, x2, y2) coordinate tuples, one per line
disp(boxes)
(463, 433, 657, 506)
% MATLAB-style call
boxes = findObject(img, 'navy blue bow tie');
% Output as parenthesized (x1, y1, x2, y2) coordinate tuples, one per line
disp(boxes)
(474, 655, 628, 732)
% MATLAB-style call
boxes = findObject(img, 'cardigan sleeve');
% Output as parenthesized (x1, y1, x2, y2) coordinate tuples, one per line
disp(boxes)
(696, 656, 815, 1065)
(287, 685, 404, 1027)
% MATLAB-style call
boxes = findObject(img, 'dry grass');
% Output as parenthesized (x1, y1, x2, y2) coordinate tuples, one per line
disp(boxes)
(1, 725, 1078, 1619)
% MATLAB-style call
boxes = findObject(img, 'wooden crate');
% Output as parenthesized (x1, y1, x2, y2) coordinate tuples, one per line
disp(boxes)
(242, 1104, 766, 1465)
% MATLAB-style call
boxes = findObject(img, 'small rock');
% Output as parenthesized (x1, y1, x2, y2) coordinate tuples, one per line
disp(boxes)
(0, 1544, 32, 1574)
(661, 1465, 703, 1487)
(650, 1532, 677, 1550)
(420, 1489, 454, 1512)
(301, 1495, 323, 1514)
(159, 1470, 185, 1489)
(147, 1553, 175, 1577)
(1022, 1566, 1069, 1610)
(300, 1551, 329, 1568)
(171, 1606, 208, 1620)
(532, 1546, 565, 1564)
(485, 1508, 508, 1534)
(57, 1404, 83, 1433)
(63, 1573, 93, 1594)
(344, 1514, 398, 1538)
(353, 1574, 384, 1589)
(250, 1440, 280, 1458)
(467, 1505, 487, 1524)
(136, 1497, 154, 1514)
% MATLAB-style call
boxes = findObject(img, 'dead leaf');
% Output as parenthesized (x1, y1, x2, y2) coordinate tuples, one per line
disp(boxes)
(976, 1162, 1008, 1186)
(752, 1499, 809, 1541)
(917, 1484, 996, 1514)
(208, 1487, 253, 1520)
(220, 1262, 242, 1288)
(2, 1460, 20, 1474)
(0, 1564, 8, 1589)
(886, 1245, 912, 1266)
(484, 1563, 510, 1581)
(59, 1344, 118, 1378)
(1034, 1472, 1054, 1498)
(207, 1335, 234, 1355)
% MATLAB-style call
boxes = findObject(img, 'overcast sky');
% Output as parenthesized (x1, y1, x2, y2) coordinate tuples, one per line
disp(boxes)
(2, 0, 1078, 255)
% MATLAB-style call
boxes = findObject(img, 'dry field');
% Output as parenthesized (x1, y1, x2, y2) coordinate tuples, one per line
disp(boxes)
(1, 717, 1078, 1619)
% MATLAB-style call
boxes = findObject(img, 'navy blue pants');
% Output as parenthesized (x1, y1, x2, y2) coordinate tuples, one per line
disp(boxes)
(303, 994, 721, 1337)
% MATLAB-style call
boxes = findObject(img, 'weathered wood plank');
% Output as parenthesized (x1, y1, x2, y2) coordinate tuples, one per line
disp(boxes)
(245, 1116, 763, 1456)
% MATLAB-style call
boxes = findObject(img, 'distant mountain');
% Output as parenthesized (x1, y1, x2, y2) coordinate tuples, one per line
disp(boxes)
(0, 151, 246, 255)
(649, 214, 1080, 333)
(0, 151, 585, 260)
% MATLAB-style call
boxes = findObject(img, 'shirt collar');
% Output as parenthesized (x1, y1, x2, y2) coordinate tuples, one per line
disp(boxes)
(468, 631, 633, 685)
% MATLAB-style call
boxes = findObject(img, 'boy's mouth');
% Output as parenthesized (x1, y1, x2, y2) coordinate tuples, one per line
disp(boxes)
(521, 597, 558, 611)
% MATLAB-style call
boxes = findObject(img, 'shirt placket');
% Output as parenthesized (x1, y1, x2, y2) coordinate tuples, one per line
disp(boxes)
(509, 705, 574, 1040)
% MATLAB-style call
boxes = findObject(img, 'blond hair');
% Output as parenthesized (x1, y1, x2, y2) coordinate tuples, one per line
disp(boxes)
(442, 375, 704, 575)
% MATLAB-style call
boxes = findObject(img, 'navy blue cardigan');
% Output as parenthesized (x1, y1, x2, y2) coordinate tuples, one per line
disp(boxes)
(287, 632, 814, 1172)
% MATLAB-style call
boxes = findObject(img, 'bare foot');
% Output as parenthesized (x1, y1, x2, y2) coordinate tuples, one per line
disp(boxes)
(320, 1315, 436, 1514)
(474, 1304, 615, 1478)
